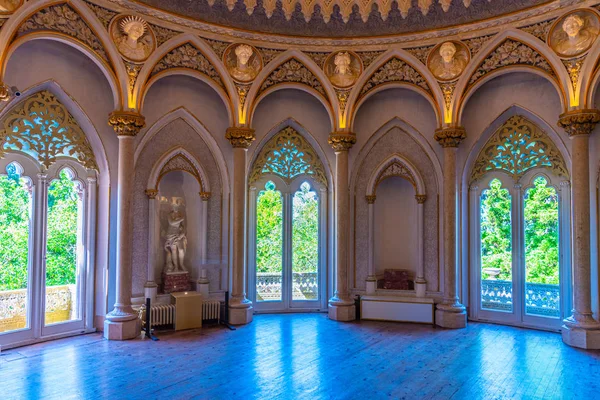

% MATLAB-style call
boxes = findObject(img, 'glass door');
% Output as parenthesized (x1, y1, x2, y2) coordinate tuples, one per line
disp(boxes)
(0, 163, 35, 346)
(251, 179, 324, 312)
(42, 169, 85, 336)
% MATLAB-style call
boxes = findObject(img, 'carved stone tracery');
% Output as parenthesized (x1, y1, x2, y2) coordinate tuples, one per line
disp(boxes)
(17, 4, 109, 63)
(468, 39, 555, 88)
(151, 43, 224, 89)
(259, 58, 326, 98)
(156, 152, 205, 191)
(373, 159, 418, 194)
(0, 91, 97, 170)
(250, 126, 326, 186)
(471, 115, 568, 183)
(359, 57, 431, 98)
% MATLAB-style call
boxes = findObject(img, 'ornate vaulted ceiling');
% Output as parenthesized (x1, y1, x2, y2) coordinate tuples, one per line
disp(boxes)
(134, 0, 551, 38)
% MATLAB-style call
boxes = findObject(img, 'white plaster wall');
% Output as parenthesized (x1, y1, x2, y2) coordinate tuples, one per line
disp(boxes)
(140, 75, 232, 164)
(4, 40, 118, 320)
(352, 88, 442, 171)
(157, 171, 202, 283)
(374, 177, 419, 275)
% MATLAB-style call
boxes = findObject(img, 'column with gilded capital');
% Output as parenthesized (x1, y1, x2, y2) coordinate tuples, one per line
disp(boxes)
(328, 132, 356, 321)
(104, 111, 145, 340)
(226, 127, 255, 325)
(558, 110, 600, 349)
(434, 127, 467, 328)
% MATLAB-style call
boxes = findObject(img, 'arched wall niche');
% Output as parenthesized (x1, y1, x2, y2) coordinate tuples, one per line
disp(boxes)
(140, 74, 233, 161)
(350, 122, 441, 294)
(132, 118, 226, 298)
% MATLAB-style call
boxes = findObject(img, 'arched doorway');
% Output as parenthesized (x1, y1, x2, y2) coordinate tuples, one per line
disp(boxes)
(468, 115, 571, 330)
(0, 91, 98, 348)
(248, 127, 328, 312)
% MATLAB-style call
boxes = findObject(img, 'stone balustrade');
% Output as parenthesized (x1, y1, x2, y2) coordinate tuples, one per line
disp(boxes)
(256, 272, 319, 301)
(481, 279, 560, 317)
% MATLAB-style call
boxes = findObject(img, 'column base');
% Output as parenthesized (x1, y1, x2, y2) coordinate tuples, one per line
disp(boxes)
(415, 282, 427, 298)
(144, 282, 158, 303)
(328, 303, 356, 321)
(103, 318, 141, 340)
(228, 306, 254, 325)
(196, 281, 210, 298)
(366, 279, 377, 294)
(435, 308, 467, 329)
(562, 325, 600, 349)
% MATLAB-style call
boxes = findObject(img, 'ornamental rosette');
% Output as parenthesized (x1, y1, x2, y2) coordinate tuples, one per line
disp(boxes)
(558, 110, 600, 137)
(108, 111, 146, 137)
(434, 127, 466, 148)
(226, 127, 256, 148)
(328, 131, 356, 152)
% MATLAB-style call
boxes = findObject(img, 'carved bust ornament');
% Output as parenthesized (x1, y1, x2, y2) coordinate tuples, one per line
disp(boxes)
(325, 50, 362, 89)
(427, 41, 470, 82)
(0, 0, 21, 14)
(110, 15, 156, 63)
(224, 43, 262, 83)
(549, 9, 600, 58)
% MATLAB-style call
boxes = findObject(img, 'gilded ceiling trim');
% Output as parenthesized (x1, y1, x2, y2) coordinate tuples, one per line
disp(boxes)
(150, 42, 224, 89)
(16, 3, 110, 64)
(467, 38, 557, 89)
(258, 58, 326, 98)
(470, 115, 568, 184)
(359, 57, 432, 99)
(84, 0, 116, 29)
(520, 18, 556, 41)
(0, 90, 97, 171)
(249, 126, 327, 187)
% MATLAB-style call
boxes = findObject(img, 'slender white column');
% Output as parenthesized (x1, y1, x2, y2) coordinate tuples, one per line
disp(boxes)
(226, 127, 255, 325)
(415, 194, 427, 297)
(366, 195, 376, 294)
(557, 110, 600, 349)
(33, 173, 48, 337)
(328, 132, 356, 321)
(434, 127, 467, 329)
(200, 192, 211, 264)
(144, 189, 158, 302)
(104, 111, 145, 340)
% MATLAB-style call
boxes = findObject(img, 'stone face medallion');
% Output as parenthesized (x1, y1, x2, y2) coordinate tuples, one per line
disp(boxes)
(324, 51, 363, 89)
(110, 14, 156, 63)
(427, 40, 470, 82)
(223, 43, 263, 83)
(0, 0, 22, 14)
(549, 9, 600, 59)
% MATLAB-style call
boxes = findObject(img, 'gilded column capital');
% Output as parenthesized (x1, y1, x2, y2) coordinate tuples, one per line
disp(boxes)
(434, 127, 466, 148)
(108, 111, 146, 137)
(0, 82, 11, 102)
(145, 189, 158, 199)
(415, 194, 427, 204)
(200, 191, 211, 201)
(226, 127, 256, 148)
(366, 195, 376, 204)
(328, 131, 356, 152)
(558, 109, 600, 137)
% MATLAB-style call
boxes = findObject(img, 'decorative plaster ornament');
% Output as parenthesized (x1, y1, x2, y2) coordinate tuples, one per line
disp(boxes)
(111, 15, 156, 63)
(428, 41, 470, 82)
(549, 9, 600, 59)
(324, 51, 363, 89)
(223, 43, 263, 83)
(0, 0, 21, 14)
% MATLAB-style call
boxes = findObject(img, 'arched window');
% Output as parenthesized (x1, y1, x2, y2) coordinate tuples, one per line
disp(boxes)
(0, 91, 97, 348)
(248, 127, 327, 311)
(469, 115, 569, 330)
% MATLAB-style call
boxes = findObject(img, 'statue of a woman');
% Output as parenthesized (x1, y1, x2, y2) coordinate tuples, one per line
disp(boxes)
(164, 203, 187, 273)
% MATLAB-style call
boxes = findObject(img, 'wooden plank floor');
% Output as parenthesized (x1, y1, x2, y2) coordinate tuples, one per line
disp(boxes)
(1, 314, 599, 400)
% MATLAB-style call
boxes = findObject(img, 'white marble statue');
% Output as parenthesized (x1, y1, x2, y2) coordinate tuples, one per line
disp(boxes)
(163, 201, 187, 274)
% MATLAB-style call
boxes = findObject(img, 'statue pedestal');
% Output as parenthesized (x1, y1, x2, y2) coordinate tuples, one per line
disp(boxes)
(162, 271, 191, 294)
